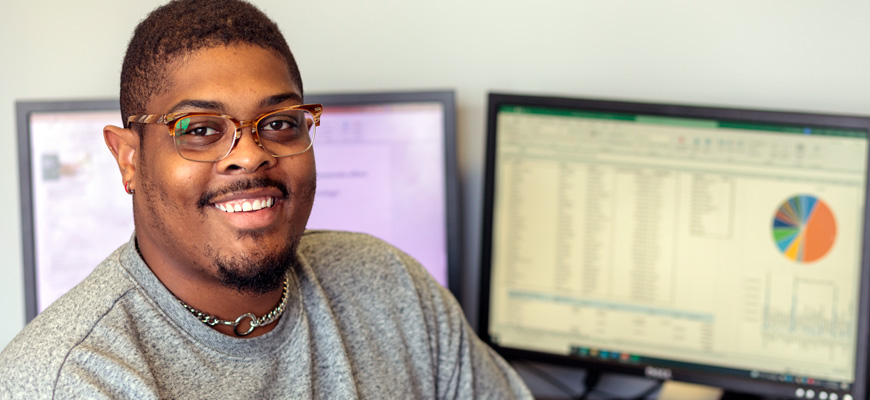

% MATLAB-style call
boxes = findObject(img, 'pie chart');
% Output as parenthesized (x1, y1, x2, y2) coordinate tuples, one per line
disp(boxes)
(772, 195, 836, 263)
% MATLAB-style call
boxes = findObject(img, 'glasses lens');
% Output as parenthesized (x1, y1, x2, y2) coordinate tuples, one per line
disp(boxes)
(256, 109, 315, 157)
(173, 115, 234, 161)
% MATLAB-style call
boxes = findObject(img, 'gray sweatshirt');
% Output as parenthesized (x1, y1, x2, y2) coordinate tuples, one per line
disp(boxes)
(0, 230, 531, 399)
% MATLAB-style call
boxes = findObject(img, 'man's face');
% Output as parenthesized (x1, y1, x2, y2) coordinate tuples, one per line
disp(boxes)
(134, 44, 315, 293)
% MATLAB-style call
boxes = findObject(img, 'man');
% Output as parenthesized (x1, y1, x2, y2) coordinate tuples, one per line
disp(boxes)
(0, 1, 531, 398)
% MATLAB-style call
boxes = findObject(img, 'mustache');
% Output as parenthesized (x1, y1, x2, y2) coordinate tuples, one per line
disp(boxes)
(197, 177, 290, 209)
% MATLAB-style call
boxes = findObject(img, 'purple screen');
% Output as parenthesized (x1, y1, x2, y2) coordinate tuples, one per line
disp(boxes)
(306, 102, 449, 287)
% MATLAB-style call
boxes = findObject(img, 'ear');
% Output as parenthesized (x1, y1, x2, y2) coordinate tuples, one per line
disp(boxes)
(104, 124, 139, 191)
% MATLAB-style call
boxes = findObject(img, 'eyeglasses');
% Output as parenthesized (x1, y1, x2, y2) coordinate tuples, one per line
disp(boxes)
(126, 104, 323, 162)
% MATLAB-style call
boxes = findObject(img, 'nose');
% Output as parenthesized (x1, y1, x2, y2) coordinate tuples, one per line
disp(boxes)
(214, 126, 277, 174)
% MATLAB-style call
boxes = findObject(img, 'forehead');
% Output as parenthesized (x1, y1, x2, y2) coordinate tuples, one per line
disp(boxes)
(146, 44, 300, 115)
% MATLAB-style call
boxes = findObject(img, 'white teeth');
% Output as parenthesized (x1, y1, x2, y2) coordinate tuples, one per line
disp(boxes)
(215, 197, 275, 213)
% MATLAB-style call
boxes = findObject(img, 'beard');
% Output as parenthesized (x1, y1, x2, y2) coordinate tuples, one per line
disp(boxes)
(211, 241, 299, 295)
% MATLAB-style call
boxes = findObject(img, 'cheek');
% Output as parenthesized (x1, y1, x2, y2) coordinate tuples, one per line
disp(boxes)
(165, 165, 206, 197)
(295, 153, 317, 194)
(286, 155, 317, 214)
(141, 148, 209, 214)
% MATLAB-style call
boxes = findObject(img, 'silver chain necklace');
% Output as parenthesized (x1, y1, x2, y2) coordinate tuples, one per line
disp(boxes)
(134, 240, 290, 336)
(178, 277, 290, 336)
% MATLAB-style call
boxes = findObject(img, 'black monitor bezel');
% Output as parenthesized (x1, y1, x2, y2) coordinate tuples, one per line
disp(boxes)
(16, 99, 122, 323)
(18, 90, 462, 323)
(478, 92, 870, 399)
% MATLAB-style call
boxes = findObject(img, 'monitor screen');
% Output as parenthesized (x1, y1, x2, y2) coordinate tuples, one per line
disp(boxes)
(304, 92, 460, 292)
(18, 91, 460, 322)
(479, 93, 870, 399)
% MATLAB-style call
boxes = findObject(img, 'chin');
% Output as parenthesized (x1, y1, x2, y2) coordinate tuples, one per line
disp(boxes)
(216, 244, 299, 295)
(203, 230, 299, 295)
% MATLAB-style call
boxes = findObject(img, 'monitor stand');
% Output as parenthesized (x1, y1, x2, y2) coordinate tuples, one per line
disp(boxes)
(658, 381, 765, 400)
(720, 391, 765, 400)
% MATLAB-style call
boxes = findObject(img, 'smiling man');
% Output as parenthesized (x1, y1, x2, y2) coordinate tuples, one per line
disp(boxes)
(118, 42, 318, 339)
(0, 1, 531, 398)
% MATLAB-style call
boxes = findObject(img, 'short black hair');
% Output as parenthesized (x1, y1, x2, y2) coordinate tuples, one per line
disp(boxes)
(120, 0, 303, 126)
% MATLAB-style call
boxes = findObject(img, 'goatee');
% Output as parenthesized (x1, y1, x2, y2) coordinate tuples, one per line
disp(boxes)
(214, 243, 298, 295)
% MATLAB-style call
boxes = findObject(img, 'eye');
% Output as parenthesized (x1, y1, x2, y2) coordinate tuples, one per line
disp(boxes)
(175, 117, 224, 136)
(260, 116, 301, 132)
(188, 126, 220, 136)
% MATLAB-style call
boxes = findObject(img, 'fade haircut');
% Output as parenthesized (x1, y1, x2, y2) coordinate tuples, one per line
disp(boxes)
(120, 0, 303, 128)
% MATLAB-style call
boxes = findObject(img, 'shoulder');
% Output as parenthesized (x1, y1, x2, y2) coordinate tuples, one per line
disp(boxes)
(298, 229, 439, 289)
(296, 229, 457, 331)
(297, 229, 440, 311)
(296, 231, 532, 399)
(299, 230, 407, 262)
(0, 246, 138, 397)
(299, 230, 429, 281)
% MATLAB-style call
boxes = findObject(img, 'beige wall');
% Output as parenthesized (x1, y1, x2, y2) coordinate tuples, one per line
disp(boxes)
(2, 0, 869, 355)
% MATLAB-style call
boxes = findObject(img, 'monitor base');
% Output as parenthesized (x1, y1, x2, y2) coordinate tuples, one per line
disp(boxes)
(657, 381, 766, 400)
(657, 381, 722, 399)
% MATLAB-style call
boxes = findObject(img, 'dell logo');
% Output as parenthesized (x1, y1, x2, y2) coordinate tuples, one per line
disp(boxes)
(645, 366, 673, 380)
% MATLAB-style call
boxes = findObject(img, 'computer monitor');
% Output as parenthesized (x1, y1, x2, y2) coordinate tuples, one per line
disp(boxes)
(17, 90, 460, 322)
(16, 99, 128, 323)
(303, 91, 460, 294)
(479, 93, 870, 399)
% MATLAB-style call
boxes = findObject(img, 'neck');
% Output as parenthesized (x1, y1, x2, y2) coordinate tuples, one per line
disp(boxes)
(136, 236, 286, 338)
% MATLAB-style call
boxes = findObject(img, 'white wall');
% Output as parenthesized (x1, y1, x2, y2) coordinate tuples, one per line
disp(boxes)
(2, 0, 869, 382)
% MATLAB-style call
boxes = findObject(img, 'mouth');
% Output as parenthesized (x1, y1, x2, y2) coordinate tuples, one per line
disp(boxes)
(214, 196, 276, 213)
(199, 178, 290, 231)
(207, 190, 285, 231)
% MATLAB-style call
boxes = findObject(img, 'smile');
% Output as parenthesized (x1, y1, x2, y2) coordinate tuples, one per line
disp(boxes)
(214, 196, 276, 213)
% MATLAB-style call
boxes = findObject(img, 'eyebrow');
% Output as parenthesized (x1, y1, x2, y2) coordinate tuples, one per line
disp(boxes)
(260, 92, 303, 108)
(165, 92, 303, 115)
(166, 99, 225, 114)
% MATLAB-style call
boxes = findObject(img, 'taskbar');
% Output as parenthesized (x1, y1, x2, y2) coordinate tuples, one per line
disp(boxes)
(568, 345, 852, 394)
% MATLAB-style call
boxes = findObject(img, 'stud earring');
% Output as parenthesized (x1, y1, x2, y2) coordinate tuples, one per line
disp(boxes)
(124, 181, 135, 195)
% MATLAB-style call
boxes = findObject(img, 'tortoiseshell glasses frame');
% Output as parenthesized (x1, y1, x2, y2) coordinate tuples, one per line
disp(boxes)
(126, 104, 323, 162)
